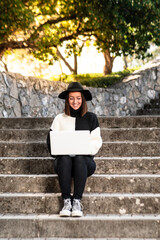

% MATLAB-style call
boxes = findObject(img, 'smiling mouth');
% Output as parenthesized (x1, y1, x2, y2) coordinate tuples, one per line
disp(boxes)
(72, 105, 79, 108)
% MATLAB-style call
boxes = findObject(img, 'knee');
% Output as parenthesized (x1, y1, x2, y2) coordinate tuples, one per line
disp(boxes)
(75, 156, 96, 177)
(73, 155, 86, 168)
(88, 161, 96, 177)
(57, 155, 72, 168)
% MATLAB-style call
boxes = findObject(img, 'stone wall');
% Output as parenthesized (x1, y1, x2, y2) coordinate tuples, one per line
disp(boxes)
(0, 58, 160, 117)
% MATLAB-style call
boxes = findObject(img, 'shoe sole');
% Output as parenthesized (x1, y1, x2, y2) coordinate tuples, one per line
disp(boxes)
(59, 210, 71, 217)
(72, 211, 83, 217)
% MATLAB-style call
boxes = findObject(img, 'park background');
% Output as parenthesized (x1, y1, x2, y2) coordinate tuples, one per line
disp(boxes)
(0, 0, 159, 85)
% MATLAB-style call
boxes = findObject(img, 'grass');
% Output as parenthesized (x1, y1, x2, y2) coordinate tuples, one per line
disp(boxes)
(47, 68, 139, 88)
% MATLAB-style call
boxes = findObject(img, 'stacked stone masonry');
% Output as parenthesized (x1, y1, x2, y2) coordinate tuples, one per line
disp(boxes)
(0, 58, 160, 117)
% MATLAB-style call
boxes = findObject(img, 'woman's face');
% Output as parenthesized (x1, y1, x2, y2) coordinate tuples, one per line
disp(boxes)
(68, 92, 82, 110)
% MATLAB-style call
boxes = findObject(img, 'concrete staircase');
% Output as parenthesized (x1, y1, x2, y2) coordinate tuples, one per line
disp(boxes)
(0, 116, 160, 238)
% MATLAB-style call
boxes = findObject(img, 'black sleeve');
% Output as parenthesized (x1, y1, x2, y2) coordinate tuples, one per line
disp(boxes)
(91, 113, 99, 131)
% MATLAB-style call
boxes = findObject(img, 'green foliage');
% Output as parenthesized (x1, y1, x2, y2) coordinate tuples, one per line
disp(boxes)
(0, 0, 159, 67)
(0, 0, 34, 41)
(90, 0, 160, 59)
(124, 45, 160, 68)
(50, 68, 139, 88)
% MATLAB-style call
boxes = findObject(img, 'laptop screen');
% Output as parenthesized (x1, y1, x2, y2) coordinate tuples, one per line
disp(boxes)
(50, 130, 91, 155)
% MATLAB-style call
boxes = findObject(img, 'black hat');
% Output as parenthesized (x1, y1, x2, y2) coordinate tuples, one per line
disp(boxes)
(58, 82, 92, 101)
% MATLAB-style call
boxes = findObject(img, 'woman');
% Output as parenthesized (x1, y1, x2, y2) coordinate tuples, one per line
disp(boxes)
(47, 82, 102, 217)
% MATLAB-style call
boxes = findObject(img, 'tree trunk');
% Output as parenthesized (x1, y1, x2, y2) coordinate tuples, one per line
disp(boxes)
(103, 49, 114, 75)
(74, 54, 78, 75)
(0, 57, 8, 72)
(56, 48, 75, 74)
(123, 56, 128, 69)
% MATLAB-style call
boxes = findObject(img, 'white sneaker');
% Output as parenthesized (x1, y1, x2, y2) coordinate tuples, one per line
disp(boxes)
(59, 199, 72, 217)
(72, 199, 83, 217)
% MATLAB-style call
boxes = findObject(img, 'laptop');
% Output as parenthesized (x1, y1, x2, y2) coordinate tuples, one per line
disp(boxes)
(50, 130, 91, 155)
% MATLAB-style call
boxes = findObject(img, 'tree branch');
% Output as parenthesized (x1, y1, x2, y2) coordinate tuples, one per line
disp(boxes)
(0, 57, 8, 72)
(0, 41, 34, 56)
(0, 26, 95, 57)
(59, 28, 94, 42)
(30, 15, 77, 39)
(56, 48, 74, 73)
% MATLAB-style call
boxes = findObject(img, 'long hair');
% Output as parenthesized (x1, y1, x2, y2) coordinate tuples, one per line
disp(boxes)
(65, 92, 88, 117)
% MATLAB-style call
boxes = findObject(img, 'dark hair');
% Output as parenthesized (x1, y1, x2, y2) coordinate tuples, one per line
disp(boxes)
(65, 92, 88, 117)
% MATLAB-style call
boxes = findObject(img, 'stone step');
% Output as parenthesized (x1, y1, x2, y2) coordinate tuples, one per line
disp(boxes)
(1, 157, 160, 175)
(0, 129, 48, 142)
(144, 102, 160, 109)
(101, 128, 160, 142)
(1, 128, 160, 142)
(137, 109, 160, 115)
(150, 98, 160, 104)
(99, 116, 160, 128)
(1, 142, 160, 157)
(1, 116, 160, 129)
(0, 174, 159, 193)
(0, 214, 159, 238)
(0, 117, 53, 130)
(0, 193, 160, 215)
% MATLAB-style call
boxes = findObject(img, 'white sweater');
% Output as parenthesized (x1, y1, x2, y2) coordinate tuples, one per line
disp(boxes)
(50, 112, 102, 156)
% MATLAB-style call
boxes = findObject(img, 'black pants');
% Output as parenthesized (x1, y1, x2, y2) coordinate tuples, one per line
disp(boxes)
(54, 155, 96, 200)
